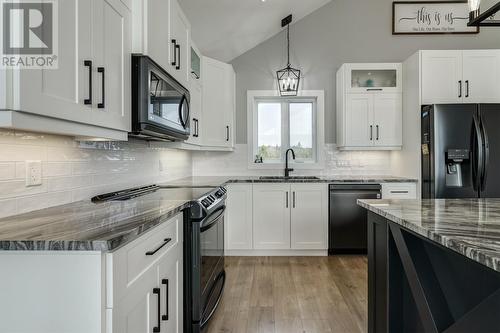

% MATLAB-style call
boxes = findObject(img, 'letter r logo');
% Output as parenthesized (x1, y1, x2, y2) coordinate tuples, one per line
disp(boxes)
(2, 2, 53, 55)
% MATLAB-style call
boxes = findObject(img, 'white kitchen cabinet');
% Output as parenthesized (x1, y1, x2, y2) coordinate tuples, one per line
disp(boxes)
(225, 184, 253, 250)
(373, 94, 403, 147)
(253, 184, 291, 250)
(337, 63, 402, 150)
(421, 50, 500, 104)
(290, 184, 328, 250)
(132, 0, 190, 88)
(158, 247, 182, 333)
(251, 183, 328, 252)
(185, 79, 203, 145)
(112, 265, 158, 333)
(462, 50, 500, 103)
(202, 56, 235, 148)
(169, 0, 191, 88)
(340, 93, 402, 149)
(2, 0, 131, 140)
(381, 183, 417, 199)
(421, 50, 463, 104)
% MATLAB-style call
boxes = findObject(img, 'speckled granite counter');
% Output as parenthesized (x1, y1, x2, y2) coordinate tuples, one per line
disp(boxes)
(0, 188, 200, 252)
(160, 175, 417, 188)
(358, 198, 500, 273)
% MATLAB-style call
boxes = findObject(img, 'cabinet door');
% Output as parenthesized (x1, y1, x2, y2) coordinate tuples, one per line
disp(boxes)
(253, 184, 291, 250)
(290, 184, 328, 250)
(186, 80, 202, 145)
(421, 50, 463, 104)
(169, 0, 190, 87)
(223, 66, 236, 148)
(113, 266, 158, 333)
(147, 0, 171, 70)
(92, 0, 131, 132)
(225, 184, 253, 250)
(373, 94, 402, 147)
(462, 50, 500, 103)
(18, 0, 92, 122)
(202, 57, 230, 147)
(345, 94, 374, 147)
(158, 248, 183, 333)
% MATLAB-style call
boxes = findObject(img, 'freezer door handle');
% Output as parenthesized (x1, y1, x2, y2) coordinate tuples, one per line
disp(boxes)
(471, 112, 484, 192)
(479, 112, 489, 191)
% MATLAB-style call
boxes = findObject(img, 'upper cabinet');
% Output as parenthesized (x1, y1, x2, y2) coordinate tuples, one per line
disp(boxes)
(421, 50, 500, 104)
(132, 0, 190, 88)
(337, 63, 403, 150)
(1, 0, 131, 140)
(202, 56, 235, 148)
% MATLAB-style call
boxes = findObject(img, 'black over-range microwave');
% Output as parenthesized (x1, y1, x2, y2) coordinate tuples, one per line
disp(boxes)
(131, 55, 190, 141)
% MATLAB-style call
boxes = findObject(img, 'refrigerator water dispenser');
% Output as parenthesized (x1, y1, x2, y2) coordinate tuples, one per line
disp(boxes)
(446, 149, 469, 188)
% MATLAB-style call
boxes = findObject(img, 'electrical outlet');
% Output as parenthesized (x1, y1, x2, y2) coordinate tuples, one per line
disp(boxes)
(25, 160, 42, 187)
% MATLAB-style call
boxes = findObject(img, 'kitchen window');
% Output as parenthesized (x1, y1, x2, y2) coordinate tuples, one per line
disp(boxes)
(248, 90, 325, 169)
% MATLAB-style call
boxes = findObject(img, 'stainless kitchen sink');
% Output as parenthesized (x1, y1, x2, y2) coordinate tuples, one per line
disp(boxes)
(259, 176, 320, 180)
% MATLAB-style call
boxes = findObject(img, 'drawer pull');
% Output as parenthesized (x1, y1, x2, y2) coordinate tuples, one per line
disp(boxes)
(390, 190, 409, 194)
(162, 279, 169, 321)
(145, 238, 172, 256)
(153, 288, 161, 333)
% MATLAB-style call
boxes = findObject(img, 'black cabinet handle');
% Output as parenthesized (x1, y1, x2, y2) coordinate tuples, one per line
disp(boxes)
(175, 44, 181, 70)
(390, 190, 409, 194)
(376, 125, 379, 140)
(97, 67, 105, 109)
(161, 279, 169, 321)
(367, 88, 383, 91)
(226, 126, 229, 142)
(370, 125, 373, 141)
(84, 60, 92, 105)
(171, 39, 177, 66)
(293, 191, 296, 208)
(153, 288, 161, 333)
(191, 71, 200, 79)
(286, 192, 288, 208)
(459, 80, 462, 98)
(145, 238, 172, 256)
(196, 119, 199, 137)
(465, 80, 469, 98)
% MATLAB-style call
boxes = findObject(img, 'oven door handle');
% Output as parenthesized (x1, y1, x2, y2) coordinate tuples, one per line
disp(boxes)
(200, 271, 226, 329)
(200, 205, 226, 232)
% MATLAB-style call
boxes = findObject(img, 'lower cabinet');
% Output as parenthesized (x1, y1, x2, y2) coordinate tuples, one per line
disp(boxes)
(111, 213, 183, 333)
(253, 184, 291, 250)
(226, 183, 328, 253)
(290, 184, 328, 250)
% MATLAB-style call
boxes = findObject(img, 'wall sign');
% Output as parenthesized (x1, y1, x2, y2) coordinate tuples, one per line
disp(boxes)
(393, 1, 480, 34)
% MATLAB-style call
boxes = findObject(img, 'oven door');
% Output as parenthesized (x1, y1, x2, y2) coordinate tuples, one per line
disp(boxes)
(148, 68, 190, 134)
(199, 206, 225, 328)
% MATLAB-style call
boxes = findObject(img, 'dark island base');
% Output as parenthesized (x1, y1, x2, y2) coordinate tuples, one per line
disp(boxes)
(368, 212, 500, 333)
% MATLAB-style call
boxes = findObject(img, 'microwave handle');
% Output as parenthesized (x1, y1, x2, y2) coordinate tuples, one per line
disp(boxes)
(179, 95, 190, 129)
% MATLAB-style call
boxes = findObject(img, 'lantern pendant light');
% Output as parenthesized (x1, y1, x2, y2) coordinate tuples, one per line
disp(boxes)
(276, 15, 301, 96)
(468, 0, 500, 26)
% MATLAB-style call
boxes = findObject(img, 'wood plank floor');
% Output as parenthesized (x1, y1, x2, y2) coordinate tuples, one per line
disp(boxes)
(205, 256, 368, 333)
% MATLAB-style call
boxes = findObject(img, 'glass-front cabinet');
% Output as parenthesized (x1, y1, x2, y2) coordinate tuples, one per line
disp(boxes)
(344, 63, 402, 93)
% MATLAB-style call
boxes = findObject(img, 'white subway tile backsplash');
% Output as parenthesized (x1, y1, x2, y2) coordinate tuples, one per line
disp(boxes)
(0, 129, 192, 218)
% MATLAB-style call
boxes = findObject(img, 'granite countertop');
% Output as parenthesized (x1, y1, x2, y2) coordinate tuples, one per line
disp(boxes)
(0, 189, 196, 252)
(159, 175, 418, 188)
(358, 198, 500, 273)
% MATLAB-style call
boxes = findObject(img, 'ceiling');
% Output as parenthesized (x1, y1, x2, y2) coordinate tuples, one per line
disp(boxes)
(179, 0, 332, 63)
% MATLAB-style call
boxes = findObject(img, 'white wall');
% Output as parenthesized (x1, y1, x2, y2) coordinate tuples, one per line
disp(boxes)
(193, 144, 392, 177)
(0, 129, 192, 218)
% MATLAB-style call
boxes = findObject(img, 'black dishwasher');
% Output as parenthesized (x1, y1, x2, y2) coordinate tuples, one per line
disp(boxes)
(329, 184, 381, 254)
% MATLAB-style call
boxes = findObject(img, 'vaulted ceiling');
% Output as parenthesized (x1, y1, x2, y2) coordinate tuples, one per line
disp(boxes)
(179, 0, 332, 62)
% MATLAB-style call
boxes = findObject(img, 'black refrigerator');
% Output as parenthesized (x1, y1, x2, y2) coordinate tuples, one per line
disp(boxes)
(421, 104, 500, 199)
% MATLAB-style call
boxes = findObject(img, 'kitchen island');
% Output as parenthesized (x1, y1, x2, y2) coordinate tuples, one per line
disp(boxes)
(358, 199, 500, 333)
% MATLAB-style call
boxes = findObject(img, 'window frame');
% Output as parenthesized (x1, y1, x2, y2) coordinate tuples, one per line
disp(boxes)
(247, 90, 325, 170)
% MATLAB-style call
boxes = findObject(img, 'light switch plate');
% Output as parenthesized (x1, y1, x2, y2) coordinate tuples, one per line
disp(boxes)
(25, 160, 42, 186)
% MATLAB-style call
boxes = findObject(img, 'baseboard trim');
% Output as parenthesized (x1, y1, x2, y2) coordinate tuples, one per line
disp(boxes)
(224, 249, 328, 256)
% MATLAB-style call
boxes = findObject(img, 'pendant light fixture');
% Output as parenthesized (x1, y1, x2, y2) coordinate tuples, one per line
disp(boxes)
(468, 0, 500, 26)
(276, 15, 301, 96)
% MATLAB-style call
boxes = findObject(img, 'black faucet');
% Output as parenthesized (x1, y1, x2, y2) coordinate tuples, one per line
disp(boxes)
(285, 148, 296, 178)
